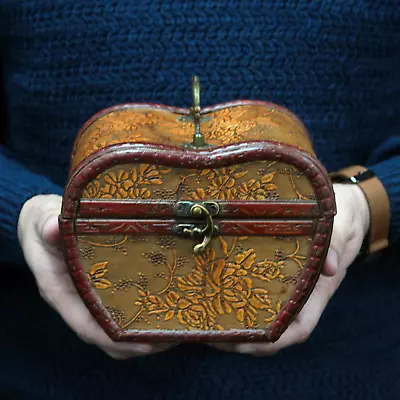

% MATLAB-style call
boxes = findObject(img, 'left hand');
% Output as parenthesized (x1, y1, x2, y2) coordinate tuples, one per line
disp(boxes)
(212, 183, 370, 356)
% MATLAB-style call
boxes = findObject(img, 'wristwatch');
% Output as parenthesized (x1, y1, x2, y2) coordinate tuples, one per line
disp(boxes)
(330, 165, 390, 257)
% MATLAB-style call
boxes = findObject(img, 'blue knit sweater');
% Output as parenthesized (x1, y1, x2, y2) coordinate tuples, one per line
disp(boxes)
(1, 1, 399, 399)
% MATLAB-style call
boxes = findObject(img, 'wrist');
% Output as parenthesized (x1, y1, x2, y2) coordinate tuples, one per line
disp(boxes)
(348, 184, 371, 238)
(330, 165, 390, 255)
(333, 183, 370, 240)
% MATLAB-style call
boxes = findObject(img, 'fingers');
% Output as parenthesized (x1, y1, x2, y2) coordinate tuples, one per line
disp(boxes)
(20, 195, 175, 359)
(100, 342, 176, 360)
(39, 254, 175, 359)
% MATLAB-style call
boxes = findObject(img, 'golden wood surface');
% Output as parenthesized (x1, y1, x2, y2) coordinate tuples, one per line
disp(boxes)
(78, 235, 311, 331)
(82, 161, 316, 202)
(71, 104, 314, 169)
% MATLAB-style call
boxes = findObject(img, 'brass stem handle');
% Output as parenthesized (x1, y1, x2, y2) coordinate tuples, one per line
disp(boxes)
(190, 76, 206, 148)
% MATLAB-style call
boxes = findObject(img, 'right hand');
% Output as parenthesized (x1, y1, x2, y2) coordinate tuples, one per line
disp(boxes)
(18, 194, 175, 359)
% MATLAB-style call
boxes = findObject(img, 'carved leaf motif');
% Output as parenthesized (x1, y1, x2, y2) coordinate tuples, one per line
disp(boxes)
(264, 183, 277, 191)
(191, 188, 206, 200)
(200, 169, 211, 176)
(213, 295, 224, 315)
(249, 288, 271, 309)
(177, 298, 191, 309)
(164, 310, 175, 321)
(90, 262, 108, 278)
(261, 172, 275, 184)
(131, 168, 138, 183)
(83, 180, 101, 198)
(219, 237, 228, 256)
(236, 308, 245, 323)
(233, 171, 248, 179)
(139, 164, 150, 176)
(166, 291, 180, 307)
(93, 278, 112, 289)
(234, 249, 256, 270)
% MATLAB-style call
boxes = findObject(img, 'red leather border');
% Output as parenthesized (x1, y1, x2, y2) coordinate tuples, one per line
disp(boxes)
(74, 219, 315, 236)
(60, 141, 336, 343)
(79, 199, 320, 219)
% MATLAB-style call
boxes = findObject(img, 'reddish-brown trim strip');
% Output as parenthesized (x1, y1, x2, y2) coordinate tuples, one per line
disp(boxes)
(74, 218, 315, 236)
(79, 199, 320, 219)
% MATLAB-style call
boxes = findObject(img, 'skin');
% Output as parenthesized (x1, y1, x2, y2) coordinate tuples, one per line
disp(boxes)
(17, 183, 370, 359)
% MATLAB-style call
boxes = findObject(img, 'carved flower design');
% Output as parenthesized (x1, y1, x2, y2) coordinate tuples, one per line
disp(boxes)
(132, 164, 165, 186)
(191, 167, 247, 200)
(176, 255, 205, 298)
(128, 187, 151, 199)
(249, 288, 272, 310)
(97, 164, 171, 199)
(204, 108, 257, 144)
(209, 175, 237, 200)
(208, 249, 255, 316)
(88, 233, 302, 331)
(101, 170, 134, 199)
(163, 292, 221, 330)
(176, 246, 275, 328)
(239, 180, 268, 200)
(83, 180, 101, 198)
(250, 259, 285, 282)
(238, 173, 277, 200)
(179, 301, 219, 330)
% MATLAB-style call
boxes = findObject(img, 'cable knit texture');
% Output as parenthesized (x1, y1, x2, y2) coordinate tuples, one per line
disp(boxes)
(0, 1, 399, 399)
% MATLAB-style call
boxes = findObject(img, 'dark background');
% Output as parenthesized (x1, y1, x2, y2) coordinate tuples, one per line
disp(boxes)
(0, 66, 6, 144)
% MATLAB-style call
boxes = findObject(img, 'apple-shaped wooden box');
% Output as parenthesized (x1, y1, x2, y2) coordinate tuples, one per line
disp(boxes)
(59, 77, 336, 343)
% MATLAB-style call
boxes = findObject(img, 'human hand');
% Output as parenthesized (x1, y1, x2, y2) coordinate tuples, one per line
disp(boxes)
(18, 194, 175, 360)
(211, 183, 371, 356)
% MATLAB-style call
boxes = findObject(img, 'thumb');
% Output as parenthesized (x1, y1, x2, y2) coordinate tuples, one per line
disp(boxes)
(321, 216, 345, 277)
(33, 195, 62, 246)
(322, 247, 339, 277)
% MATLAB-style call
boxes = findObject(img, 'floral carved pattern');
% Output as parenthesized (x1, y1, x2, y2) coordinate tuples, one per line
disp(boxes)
(79, 236, 308, 331)
(82, 164, 171, 199)
(82, 160, 315, 202)
(72, 105, 315, 169)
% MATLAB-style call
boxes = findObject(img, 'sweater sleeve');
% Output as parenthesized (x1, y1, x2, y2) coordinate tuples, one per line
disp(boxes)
(366, 135, 400, 245)
(0, 146, 63, 266)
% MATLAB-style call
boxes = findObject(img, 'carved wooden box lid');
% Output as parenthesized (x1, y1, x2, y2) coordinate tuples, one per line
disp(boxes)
(60, 77, 336, 343)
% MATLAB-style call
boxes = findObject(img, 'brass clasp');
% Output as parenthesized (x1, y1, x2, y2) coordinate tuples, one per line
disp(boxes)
(172, 201, 219, 255)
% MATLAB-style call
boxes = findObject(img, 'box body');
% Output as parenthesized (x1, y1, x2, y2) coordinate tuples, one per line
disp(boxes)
(60, 102, 335, 342)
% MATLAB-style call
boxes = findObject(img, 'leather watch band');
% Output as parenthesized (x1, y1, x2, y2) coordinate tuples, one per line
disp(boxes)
(330, 165, 390, 254)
